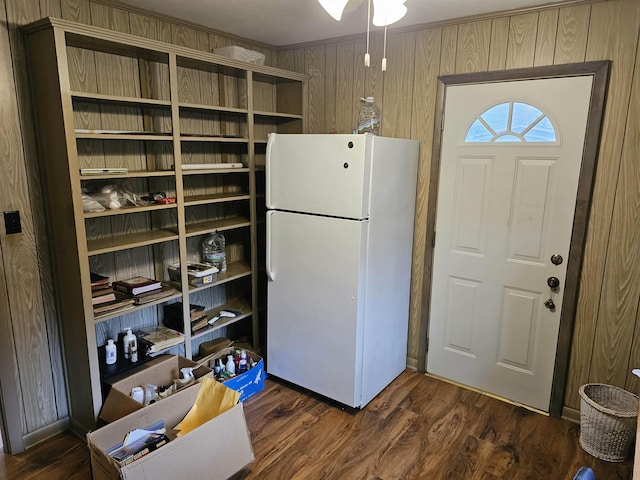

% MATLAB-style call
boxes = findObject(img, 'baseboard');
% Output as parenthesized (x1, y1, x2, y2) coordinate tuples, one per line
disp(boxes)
(22, 417, 70, 449)
(562, 406, 580, 424)
(406, 356, 418, 371)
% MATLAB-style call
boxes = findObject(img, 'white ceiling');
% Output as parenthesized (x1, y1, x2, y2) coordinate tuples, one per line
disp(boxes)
(117, 0, 563, 47)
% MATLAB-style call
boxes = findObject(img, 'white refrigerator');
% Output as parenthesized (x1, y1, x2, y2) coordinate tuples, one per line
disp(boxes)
(265, 133, 419, 408)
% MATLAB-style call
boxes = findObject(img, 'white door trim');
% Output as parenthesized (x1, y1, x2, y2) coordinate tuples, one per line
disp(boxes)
(417, 61, 610, 417)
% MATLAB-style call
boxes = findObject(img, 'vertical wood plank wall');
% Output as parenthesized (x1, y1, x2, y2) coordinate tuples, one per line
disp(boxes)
(1, 0, 639, 444)
(277, 0, 640, 412)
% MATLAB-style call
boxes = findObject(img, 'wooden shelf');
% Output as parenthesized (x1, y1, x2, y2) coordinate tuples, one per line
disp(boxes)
(87, 229, 179, 255)
(184, 192, 250, 206)
(23, 16, 306, 432)
(184, 217, 251, 237)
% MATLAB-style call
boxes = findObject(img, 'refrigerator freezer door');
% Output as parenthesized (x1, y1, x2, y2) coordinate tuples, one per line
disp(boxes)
(266, 134, 371, 219)
(266, 210, 368, 407)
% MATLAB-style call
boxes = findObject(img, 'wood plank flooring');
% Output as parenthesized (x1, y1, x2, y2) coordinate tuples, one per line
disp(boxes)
(0, 370, 633, 479)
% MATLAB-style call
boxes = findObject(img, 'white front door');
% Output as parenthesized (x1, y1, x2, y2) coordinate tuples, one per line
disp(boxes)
(427, 76, 593, 411)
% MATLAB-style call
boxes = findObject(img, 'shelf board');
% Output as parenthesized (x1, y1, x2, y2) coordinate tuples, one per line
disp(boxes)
(76, 132, 173, 141)
(84, 202, 177, 218)
(190, 297, 252, 340)
(72, 91, 171, 106)
(184, 192, 250, 206)
(180, 136, 249, 143)
(181, 167, 250, 175)
(184, 217, 251, 237)
(87, 229, 179, 256)
(79, 170, 175, 180)
(183, 261, 252, 292)
(254, 110, 304, 119)
(179, 102, 248, 115)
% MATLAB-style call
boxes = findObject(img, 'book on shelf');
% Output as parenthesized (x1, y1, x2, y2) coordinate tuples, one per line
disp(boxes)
(113, 276, 162, 295)
(133, 325, 185, 354)
(163, 302, 206, 321)
(93, 292, 135, 315)
(80, 167, 129, 176)
(133, 284, 179, 305)
(92, 287, 116, 305)
(90, 272, 110, 289)
(191, 316, 211, 334)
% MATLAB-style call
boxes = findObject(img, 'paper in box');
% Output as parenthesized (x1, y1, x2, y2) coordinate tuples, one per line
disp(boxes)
(99, 354, 212, 423)
(212, 347, 265, 402)
(88, 380, 254, 480)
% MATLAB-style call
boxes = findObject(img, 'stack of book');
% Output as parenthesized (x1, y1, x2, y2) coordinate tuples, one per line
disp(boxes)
(132, 325, 185, 355)
(91, 272, 136, 318)
(163, 302, 209, 335)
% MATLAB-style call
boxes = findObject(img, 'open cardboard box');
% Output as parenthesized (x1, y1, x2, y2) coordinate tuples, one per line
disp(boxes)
(210, 347, 265, 402)
(99, 354, 212, 423)
(88, 381, 254, 480)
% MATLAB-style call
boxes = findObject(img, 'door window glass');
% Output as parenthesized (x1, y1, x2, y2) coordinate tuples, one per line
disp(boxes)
(465, 101, 557, 143)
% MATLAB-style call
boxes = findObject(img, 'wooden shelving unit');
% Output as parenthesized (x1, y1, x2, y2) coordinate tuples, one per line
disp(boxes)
(23, 17, 307, 434)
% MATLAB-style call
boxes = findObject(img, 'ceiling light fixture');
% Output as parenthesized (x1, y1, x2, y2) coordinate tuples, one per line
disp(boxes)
(318, 0, 408, 72)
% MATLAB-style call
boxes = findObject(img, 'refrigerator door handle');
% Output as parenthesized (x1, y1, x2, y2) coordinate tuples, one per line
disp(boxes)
(266, 210, 276, 282)
(265, 133, 275, 208)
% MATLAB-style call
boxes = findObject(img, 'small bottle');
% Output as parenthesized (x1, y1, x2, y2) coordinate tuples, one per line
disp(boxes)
(214, 359, 223, 379)
(122, 328, 137, 361)
(356, 97, 381, 135)
(237, 349, 248, 374)
(105, 339, 117, 365)
(225, 354, 236, 375)
(202, 232, 227, 273)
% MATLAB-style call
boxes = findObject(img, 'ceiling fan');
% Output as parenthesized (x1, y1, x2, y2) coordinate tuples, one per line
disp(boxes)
(317, 0, 408, 70)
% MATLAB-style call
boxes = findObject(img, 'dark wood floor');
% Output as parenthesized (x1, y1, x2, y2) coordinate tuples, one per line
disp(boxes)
(0, 370, 633, 479)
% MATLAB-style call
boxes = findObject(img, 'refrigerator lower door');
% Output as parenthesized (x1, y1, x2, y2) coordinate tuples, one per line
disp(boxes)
(266, 210, 368, 407)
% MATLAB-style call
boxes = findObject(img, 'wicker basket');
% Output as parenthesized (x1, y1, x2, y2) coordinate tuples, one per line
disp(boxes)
(579, 383, 638, 462)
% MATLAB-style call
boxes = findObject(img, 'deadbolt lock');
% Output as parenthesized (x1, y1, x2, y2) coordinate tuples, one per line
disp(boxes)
(551, 254, 563, 265)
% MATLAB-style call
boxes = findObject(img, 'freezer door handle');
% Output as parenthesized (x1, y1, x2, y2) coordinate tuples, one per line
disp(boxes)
(266, 210, 276, 281)
(265, 133, 275, 208)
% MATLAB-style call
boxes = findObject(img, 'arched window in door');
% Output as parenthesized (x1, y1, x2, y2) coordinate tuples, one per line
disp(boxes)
(465, 101, 557, 143)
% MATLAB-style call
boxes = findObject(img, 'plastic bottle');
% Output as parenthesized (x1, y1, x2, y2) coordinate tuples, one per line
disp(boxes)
(122, 328, 137, 361)
(202, 232, 227, 273)
(225, 354, 236, 375)
(237, 349, 248, 374)
(356, 97, 381, 135)
(105, 338, 117, 365)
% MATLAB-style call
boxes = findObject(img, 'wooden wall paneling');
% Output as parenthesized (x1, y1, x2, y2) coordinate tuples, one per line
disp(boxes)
(381, 31, 416, 139)
(39, 0, 61, 17)
(488, 17, 510, 71)
(352, 38, 366, 129)
(61, 0, 91, 23)
(335, 41, 356, 133)
(534, 9, 559, 66)
(455, 20, 491, 74)
(305, 45, 326, 135)
(554, 5, 591, 65)
(409, 27, 442, 366)
(173, 25, 203, 138)
(324, 44, 337, 134)
(11, 0, 70, 427)
(1, 1, 58, 432)
(565, 0, 640, 409)
(197, 31, 219, 138)
(610, 38, 640, 394)
(361, 33, 384, 123)
(440, 25, 458, 75)
(587, 0, 640, 389)
(277, 49, 296, 72)
(506, 12, 538, 69)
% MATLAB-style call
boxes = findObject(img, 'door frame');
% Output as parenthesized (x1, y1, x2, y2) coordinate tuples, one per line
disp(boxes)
(417, 61, 610, 417)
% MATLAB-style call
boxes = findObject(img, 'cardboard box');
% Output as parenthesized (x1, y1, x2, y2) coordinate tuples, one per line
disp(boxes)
(212, 347, 265, 402)
(88, 382, 254, 480)
(100, 354, 212, 423)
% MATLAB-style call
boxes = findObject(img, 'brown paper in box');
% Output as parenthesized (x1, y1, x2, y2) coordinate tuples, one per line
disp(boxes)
(175, 377, 240, 436)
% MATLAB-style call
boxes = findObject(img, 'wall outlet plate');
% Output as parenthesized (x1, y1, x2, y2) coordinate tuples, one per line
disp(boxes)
(4, 211, 21, 234)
